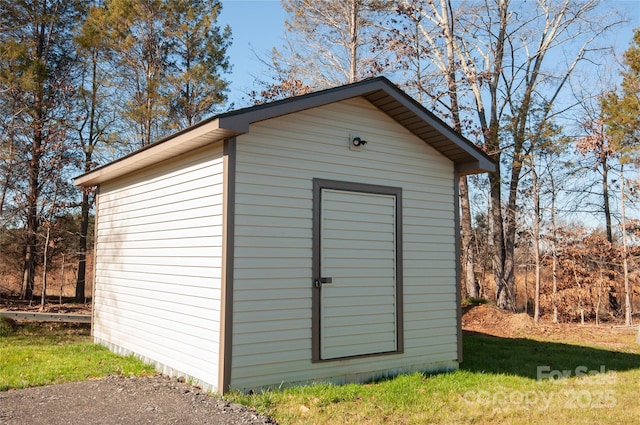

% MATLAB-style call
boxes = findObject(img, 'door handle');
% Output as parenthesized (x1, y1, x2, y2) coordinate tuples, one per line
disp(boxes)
(314, 277, 333, 288)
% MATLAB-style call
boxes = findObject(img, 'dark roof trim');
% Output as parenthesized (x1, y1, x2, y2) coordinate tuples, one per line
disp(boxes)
(216, 77, 494, 175)
(75, 77, 494, 186)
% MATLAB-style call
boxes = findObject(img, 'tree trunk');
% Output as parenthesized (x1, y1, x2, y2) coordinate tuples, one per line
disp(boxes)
(145, 95, 152, 146)
(0, 150, 12, 217)
(551, 175, 559, 323)
(596, 264, 603, 326)
(41, 224, 51, 308)
(602, 157, 613, 243)
(572, 260, 585, 325)
(490, 167, 514, 311)
(460, 176, 478, 298)
(440, 3, 477, 300)
(21, 1, 50, 301)
(347, 0, 358, 83)
(487, 0, 512, 312)
(490, 155, 515, 311)
(523, 265, 528, 314)
(21, 239, 36, 301)
(22, 203, 38, 300)
(22, 130, 41, 300)
(76, 50, 100, 302)
(620, 171, 632, 325)
(533, 164, 541, 323)
(75, 189, 90, 301)
(601, 155, 616, 314)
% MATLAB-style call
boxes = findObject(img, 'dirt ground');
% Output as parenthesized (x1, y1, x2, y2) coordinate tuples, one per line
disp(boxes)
(0, 297, 92, 315)
(1, 297, 274, 424)
(0, 375, 274, 425)
(462, 303, 639, 351)
(1, 300, 638, 424)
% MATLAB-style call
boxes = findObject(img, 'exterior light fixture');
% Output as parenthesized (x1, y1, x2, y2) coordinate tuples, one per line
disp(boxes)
(349, 133, 368, 151)
(352, 137, 367, 147)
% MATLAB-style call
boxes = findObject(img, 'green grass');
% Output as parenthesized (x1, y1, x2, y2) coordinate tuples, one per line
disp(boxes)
(2, 321, 638, 424)
(227, 331, 640, 425)
(462, 297, 488, 306)
(0, 322, 155, 391)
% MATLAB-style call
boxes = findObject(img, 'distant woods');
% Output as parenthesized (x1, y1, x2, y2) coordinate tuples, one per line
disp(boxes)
(1, 1, 638, 325)
(0, 0, 231, 301)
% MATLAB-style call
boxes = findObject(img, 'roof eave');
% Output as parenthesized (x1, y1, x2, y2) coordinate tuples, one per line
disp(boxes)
(359, 80, 495, 175)
(74, 118, 246, 187)
(456, 158, 496, 176)
(74, 77, 495, 187)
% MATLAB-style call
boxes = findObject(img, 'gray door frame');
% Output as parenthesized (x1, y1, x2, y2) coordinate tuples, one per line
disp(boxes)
(311, 178, 404, 362)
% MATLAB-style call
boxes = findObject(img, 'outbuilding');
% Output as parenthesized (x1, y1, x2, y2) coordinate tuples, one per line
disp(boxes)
(74, 77, 494, 394)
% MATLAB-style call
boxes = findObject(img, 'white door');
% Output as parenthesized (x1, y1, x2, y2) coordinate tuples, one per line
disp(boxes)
(317, 186, 400, 360)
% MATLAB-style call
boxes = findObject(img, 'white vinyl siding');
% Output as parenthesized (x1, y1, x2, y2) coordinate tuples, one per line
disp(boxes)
(231, 97, 457, 390)
(93, 144, 224, 391)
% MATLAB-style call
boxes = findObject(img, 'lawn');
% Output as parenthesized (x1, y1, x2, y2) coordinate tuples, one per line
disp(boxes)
(0, 320, 154, 391)
(227, 329, 640, 425)
(1, 317, 639, 424)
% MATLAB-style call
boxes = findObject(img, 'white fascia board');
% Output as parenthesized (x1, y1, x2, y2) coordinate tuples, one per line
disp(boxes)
(74, 118, 244, 187)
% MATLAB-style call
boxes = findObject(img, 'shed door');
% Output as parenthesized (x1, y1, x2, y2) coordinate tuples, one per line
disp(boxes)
(313, 180, 403, 361)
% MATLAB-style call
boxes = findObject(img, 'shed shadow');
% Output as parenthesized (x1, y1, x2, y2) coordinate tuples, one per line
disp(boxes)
(461, 330, 640, 380)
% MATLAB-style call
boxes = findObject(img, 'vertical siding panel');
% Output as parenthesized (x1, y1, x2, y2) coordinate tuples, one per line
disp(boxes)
(231, 97, 458, 390)
(93, 144, 224, 391)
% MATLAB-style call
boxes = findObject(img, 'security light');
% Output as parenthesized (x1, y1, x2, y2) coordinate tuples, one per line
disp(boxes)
(352, 137, 367, 147)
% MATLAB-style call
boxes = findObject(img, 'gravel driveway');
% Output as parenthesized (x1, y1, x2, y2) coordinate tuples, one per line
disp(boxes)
(0, 375, 276, 424)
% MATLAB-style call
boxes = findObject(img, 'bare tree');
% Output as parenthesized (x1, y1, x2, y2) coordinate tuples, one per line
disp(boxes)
(619, 168, 632, 325)
(577, 118, 616, 243)
(539, 146, 571, 323)
(602, 28, 640, 325)
(393, 0, 484, 298)
(531, 156, 542, 322)
(392, 0, 622, 310)
(257, 0, 395, 99)
(521, 112, 570, 322)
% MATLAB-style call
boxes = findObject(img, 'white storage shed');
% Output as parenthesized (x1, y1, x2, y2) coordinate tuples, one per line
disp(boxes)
(74, 77, 494, 394)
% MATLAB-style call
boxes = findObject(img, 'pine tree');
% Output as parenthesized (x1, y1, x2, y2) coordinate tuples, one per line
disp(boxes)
(95, 0, 231, 146)
(164, 0, 231, 129)
(101, 0, 170, 147)
(73, 2, 115, 301)
(602, 29, 640, 157)
(0, 0, 83, 299)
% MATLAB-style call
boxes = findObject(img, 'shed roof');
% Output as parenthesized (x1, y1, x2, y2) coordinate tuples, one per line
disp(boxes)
(74, 77, 494, 187)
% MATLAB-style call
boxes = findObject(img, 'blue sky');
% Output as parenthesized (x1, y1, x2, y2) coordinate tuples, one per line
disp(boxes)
(219, 0, 640, 108)
(219, 0, 287, 107)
